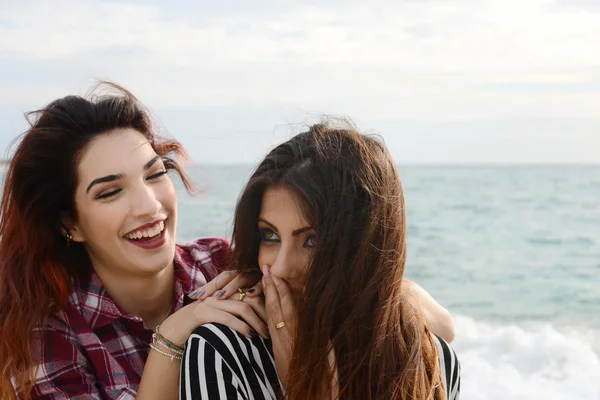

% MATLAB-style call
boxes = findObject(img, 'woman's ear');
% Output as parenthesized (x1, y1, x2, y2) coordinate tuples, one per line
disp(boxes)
(61, 218, 85, 243)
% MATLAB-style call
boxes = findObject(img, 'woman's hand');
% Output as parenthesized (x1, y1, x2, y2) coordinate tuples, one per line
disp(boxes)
(261, 264, 298, 388)
(158, 290, 269, 347)
(188, 270, 264, 300)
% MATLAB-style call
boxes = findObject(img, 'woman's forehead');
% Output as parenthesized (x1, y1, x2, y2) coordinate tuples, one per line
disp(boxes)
(260, 186, 311, 227)
(77, 129, 155, 180)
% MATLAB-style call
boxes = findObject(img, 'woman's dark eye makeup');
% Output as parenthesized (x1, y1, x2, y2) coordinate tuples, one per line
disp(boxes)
(95, 169, 168, 200)
(259, 227, 316, 248)
(96, 189, 121, 200)
(260, 228, 279, 242)
(147, 170, 168, 180)
(304, 235, 316, 248)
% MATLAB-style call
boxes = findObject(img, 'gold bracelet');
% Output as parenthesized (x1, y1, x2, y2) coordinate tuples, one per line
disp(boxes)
(151, 333, 184, 357)
(150, 343, 183, 361)
(154, 325, 184, 352)
(154, 338, 184, 354)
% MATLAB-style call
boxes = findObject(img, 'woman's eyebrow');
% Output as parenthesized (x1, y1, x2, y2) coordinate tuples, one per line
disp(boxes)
(257, 218, 278, 232)
(143, 155, 160, 170)
(292, 227, 314, 236)
(258, 218, 313, 236)
(85, 156, 160, 193)
(86, 174, 124, 193)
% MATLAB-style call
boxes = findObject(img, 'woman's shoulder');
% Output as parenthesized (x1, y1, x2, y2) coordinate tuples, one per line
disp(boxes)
(175, 238, 232, 279)
(432, 334, 461, 400)
(183, 323, 281, 400)
(176, 237, 232, 260)
(188, 322, 272, 359)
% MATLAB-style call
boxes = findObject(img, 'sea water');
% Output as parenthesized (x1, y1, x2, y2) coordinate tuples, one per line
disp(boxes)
(176, 164, 600, 400)
(2, 164, 598, 399)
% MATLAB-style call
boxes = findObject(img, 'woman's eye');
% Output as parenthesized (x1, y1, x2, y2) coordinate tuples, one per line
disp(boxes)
(260, 229, 279, 242)
(147, 170, 168, 180)
(96, 189, 122, 200)
(304, 235, 316, 248)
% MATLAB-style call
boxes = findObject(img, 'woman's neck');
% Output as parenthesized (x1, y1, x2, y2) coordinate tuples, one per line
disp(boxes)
(94, 262, 175, 329)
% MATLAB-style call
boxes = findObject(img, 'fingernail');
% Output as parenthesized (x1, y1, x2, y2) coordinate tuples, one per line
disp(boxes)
(247, 288, 256, 294)
(216, 290, 225, 298)
(188, 289, 205, 299)
(249, 329, 258, 339)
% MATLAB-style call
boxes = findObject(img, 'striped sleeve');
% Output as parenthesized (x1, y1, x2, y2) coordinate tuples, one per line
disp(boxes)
(433, 334, 461, 400)
(180, 323, 281, 400)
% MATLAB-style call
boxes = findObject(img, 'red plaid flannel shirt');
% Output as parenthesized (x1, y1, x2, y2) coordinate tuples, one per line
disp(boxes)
(18, 238, 231, 400)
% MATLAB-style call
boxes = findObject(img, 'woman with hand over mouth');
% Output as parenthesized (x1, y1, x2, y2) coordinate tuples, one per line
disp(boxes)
(181, 121, 461, 400)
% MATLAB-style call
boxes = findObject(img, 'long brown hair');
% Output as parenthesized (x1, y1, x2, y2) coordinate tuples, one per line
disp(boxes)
(230, 121, 445, 399)
(0, 82, 194, 399)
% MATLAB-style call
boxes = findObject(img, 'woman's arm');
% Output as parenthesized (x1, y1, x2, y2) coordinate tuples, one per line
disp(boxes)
(198, 273, 457, 343)
(137, 295, 268, 400)
(403, 279, 455, 343)
(137, 349, 181, 400)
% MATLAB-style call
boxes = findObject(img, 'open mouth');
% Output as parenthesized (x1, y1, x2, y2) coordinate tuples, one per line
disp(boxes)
(124, 220, 167, 249)
(125, 220, 165, 241)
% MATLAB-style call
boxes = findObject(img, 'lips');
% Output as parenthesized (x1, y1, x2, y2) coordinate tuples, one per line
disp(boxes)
(124, 219, 167, 250)
(125, 220, 165, 240)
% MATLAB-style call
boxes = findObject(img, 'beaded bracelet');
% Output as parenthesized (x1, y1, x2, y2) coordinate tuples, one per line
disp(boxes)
(149, 343, 183, 361)
(154, 325, 184, 352)
(153, 336, 184, 355)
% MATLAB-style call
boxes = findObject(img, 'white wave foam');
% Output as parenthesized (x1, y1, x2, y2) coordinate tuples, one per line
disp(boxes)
(452, 316, 600, 400)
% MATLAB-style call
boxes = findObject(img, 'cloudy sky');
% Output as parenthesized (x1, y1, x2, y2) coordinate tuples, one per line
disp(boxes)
(1, 0, 599, 164)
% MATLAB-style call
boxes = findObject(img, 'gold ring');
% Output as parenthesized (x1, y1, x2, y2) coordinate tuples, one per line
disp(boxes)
(275, 321, 286, 329)
(237, 288, 246, 301)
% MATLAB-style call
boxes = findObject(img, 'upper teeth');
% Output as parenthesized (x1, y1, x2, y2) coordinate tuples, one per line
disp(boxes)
(126, 221, 165, 240)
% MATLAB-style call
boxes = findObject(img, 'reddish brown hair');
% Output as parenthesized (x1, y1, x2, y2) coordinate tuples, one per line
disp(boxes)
(230, 121, 445, 399)
(0, 82, 193, 399)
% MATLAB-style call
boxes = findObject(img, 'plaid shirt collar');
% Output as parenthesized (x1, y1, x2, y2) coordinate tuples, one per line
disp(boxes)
(72, 246, 198, 330)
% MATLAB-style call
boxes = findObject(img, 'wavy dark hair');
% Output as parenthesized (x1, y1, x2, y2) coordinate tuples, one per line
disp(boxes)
(229, 120, 445, 399)
(0, 82, 194, 399)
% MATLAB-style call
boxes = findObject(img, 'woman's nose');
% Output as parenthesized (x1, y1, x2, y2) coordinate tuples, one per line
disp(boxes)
(269, 246, 299, 280)
(130, 184, 161, 217)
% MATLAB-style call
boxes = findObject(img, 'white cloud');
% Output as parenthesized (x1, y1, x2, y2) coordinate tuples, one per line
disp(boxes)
(0, 0, 599, 163)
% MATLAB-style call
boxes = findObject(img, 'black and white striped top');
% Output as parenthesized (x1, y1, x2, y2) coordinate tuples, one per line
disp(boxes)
(180, 323, 461, 400)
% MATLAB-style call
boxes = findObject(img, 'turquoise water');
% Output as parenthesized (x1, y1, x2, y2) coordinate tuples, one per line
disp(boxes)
(178, 164, 600, 329)
(2, 164, 599, 398)
(177, 165, 600, 399)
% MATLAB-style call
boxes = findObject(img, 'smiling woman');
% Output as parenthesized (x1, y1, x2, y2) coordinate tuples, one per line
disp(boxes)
(67, 129, 179, 289)
(0, 82, 268, 400)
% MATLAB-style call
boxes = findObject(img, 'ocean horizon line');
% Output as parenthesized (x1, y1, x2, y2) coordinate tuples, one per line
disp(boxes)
(1, 160, 599, 168)
(185, 161, 600, 168)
